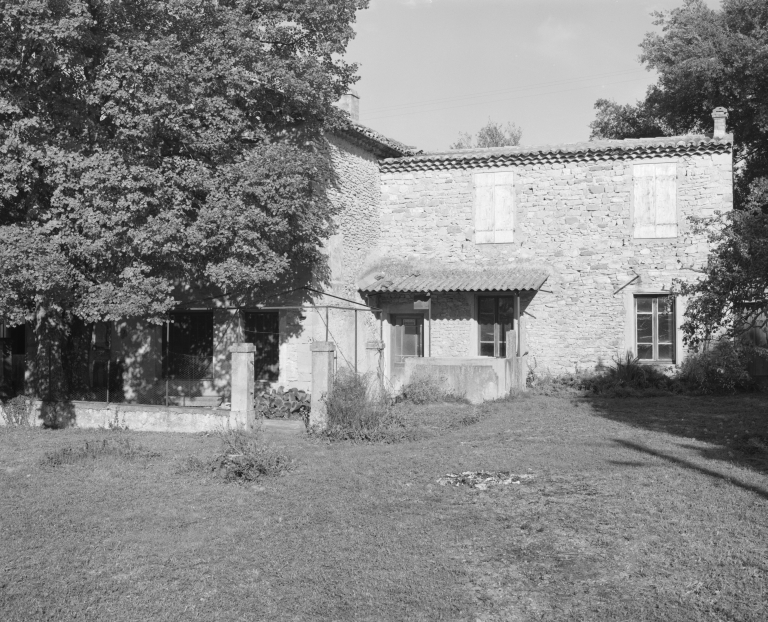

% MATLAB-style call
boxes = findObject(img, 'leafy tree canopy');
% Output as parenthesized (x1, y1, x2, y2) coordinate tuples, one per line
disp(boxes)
(450, 119, 522, 150)
(0, 0, 367, 328)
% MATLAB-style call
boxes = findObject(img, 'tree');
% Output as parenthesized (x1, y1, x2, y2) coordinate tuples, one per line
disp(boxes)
(450, 119, 522, 150)
(675, 179, 768, 348)
(0, 0, 367, 334)
(589, 0, 768, 348)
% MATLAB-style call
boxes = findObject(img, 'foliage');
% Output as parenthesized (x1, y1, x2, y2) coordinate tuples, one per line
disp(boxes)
(399, 370, 464, 405)
(42, 437, 156, 466)
(678, 340, 756, 394)
(1, 395, 31, 426)
(589, 98, 668, 140)
(450, 119, 522, 150)
(0, 0, 368, 332)
(106, 410, 129, 431)
(528, 352, 677, 398)
(205, 428, 291, 482)
(674, 181, 768, 347)
(589, 0, 768, 201)
(320, 370, 406, 442)
(256, 386, 310, 424)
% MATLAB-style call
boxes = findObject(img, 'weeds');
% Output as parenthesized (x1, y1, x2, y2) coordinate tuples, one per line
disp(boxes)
(195, 428, 292, 482)
(1, 395, 32, 426)
(42, 438, 157, 467)
(399, 370, 464, 405)
(319, 371, 408, 442)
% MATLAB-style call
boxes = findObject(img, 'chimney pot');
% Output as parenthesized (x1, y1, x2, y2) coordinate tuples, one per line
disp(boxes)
(711, 107, 728, 138)
(337, 90, 360, 122)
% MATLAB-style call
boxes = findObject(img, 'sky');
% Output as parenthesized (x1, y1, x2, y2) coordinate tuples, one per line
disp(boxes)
(344, 0, 722, 151)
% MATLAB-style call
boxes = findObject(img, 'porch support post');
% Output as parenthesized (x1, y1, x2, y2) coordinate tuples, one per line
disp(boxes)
(366, 340, 385, 398)
(229, 343, 256, 431)
(310, 341, 335, 430)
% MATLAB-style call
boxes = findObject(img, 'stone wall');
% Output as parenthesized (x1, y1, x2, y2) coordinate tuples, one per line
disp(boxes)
(379, 152, 732, 372)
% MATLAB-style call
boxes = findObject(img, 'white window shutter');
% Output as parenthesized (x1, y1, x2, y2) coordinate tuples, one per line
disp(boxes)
(654, 163, 677, 238)
(474, 172, 495, 243)
(493, 171, 515, 243)
(633, 164, 656, 238)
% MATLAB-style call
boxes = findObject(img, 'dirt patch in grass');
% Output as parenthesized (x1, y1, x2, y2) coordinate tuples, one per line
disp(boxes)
(1, 396, 767, 621)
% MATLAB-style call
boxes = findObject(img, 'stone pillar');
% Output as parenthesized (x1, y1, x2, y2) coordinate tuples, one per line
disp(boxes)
(309, 342, 335, 430)
(229, 343, 256, 431)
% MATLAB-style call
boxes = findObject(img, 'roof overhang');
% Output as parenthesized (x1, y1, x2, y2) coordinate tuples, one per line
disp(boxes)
(358, 264, 549, 294)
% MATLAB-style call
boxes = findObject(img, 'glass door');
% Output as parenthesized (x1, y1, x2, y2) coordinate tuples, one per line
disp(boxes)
(390, 315, 424, 382)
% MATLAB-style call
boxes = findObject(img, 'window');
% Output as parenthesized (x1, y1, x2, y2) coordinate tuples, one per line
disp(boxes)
(633, 163, 677, 238)
(474, 171, 514, 243)
(243, 311, 280, 383)
(478, 296, 515, 357)
(635, 296, 675, 362)
(163, 311, 214, 379)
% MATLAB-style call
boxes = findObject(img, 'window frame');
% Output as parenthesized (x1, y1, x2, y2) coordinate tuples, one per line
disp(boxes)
(477, 295, 516, 358)
(634, 295, 676, 363)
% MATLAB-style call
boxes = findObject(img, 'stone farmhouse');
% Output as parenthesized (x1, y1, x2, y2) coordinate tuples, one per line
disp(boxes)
(1, 97, 734, 405)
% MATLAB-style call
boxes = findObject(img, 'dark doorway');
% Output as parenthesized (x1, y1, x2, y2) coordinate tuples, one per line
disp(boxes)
(243, 311, 280, 384)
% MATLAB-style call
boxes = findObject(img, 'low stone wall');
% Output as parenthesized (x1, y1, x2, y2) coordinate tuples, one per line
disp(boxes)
(1, 401, 248, 433)
(404, 357, 526, 404)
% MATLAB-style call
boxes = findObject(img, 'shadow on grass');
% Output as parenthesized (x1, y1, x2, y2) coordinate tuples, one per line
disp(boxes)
(588, 394, 768, 476)
(614, 438, 768, 501)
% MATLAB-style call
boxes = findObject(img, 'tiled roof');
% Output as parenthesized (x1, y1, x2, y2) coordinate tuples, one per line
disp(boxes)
(358, 266, 549, 294)
(380, 134, 733, 172)
(335, 122, 420, 159)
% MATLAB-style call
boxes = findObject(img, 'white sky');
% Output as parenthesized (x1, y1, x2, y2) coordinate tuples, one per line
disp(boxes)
(345, 0, 722, 151)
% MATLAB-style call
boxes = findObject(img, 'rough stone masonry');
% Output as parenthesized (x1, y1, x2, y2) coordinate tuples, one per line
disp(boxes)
(375, 138, 733, 374)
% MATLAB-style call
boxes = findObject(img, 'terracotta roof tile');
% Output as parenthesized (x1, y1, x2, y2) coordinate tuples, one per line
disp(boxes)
(380, 134, 732, 172)
(335, 122, 421, 159)
(359, 266, 549, 293)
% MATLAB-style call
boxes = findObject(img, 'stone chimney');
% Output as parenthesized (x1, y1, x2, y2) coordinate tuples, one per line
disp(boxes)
(712, 107, 728, 138)
(337, 90, 359, 122)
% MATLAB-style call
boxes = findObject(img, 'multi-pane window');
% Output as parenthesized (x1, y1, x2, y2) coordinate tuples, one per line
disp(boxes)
(163, 311, 214, 379)
(478, 296, 515, 357)
(243, 311, 280, 384)
(636, 296, 675, 362)
(474, 171, 515, 243)
(633, 163, 677, 238)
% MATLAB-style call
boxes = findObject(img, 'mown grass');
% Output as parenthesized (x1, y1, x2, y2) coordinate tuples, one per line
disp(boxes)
(1, 394, 767, 621)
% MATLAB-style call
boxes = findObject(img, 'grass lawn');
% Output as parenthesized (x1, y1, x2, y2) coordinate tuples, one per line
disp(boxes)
(2, 394, 768, 621)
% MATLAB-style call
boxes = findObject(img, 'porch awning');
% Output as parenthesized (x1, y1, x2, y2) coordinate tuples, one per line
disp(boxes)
(358, 264, 549, 294)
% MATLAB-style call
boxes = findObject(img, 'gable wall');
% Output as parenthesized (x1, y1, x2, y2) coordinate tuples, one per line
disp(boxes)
(378, 152, 732, 372)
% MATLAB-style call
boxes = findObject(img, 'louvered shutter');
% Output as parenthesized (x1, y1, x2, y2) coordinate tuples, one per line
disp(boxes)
(474, 172, 495, 243)
(654, 163, 677, 238)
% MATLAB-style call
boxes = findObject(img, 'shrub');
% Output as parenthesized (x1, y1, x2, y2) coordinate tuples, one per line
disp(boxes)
(1, 395, 31, 426)
(256, 386, 310, 424)
(321, 371, 406, 442)
(527, 352, 675, 398)
(42, 438, 157, 467)
(678, 340, 756, 394)
(206, 429, 291, 482)
(399, 370, 464, 404)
